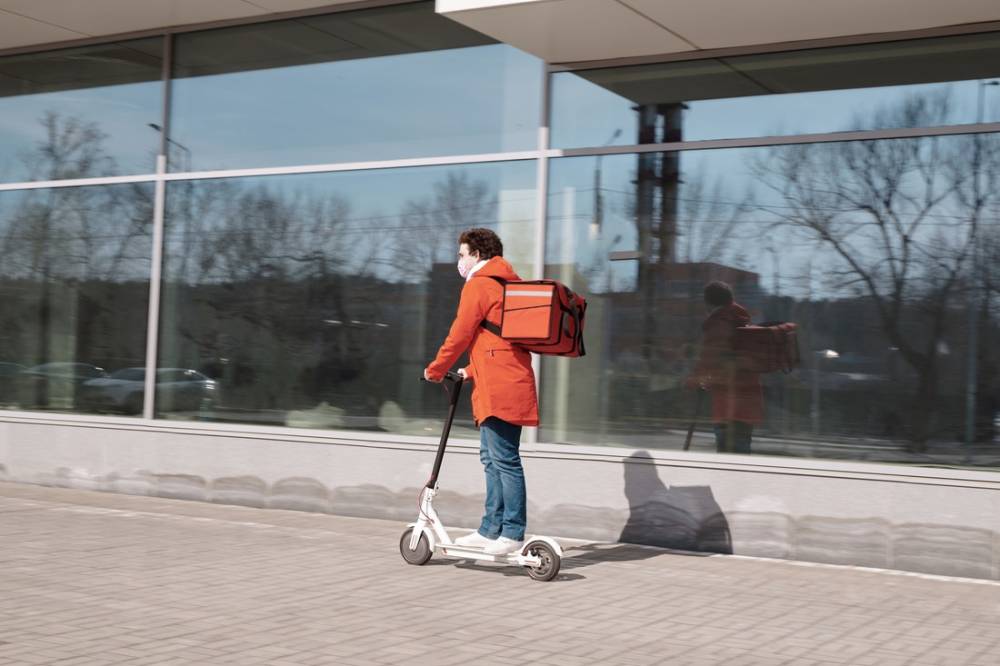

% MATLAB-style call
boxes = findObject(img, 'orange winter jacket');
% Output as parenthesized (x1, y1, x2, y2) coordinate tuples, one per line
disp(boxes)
(425, 257, 539, 427)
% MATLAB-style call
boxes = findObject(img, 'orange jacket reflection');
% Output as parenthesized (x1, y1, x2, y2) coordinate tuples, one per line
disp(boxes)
(694, 303, 764, 425)
(425, 256, 539, 427)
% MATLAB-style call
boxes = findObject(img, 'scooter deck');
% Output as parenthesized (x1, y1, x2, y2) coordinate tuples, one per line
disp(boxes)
(437, 543, 542, 566)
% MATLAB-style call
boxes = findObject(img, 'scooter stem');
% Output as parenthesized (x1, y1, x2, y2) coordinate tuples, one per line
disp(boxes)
(424, 372, 464, 489)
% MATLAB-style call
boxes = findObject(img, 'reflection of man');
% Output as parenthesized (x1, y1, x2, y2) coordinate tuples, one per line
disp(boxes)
(686, 281, 763, 454)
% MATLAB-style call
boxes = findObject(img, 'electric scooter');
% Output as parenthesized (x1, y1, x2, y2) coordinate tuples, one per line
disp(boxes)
(399, 371, 562, 582)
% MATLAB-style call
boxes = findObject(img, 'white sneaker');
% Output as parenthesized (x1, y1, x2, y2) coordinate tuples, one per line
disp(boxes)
(454, 531, 494, 547)
(484, 536, 524, 556)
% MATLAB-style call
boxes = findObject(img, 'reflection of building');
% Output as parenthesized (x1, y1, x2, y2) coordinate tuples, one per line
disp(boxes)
(2, 0, 1000, 581)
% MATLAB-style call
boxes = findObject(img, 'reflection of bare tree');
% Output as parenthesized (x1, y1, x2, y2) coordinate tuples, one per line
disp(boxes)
(162, 177, 360, 411)
(21, 112, 117, 182)
(3, 113, 152, 284)
(754, 93, 1000, 448)
(393, 171, 496, 269)
(174, 184, 352, 285)
(675, 170, 752, 265)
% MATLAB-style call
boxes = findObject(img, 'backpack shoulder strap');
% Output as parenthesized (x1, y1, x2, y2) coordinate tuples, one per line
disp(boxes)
(473, 274, 507, 336)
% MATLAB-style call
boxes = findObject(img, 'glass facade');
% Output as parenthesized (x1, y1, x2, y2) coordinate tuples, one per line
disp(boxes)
(1, 1, 999, 469)
(158, 162, 535, 434)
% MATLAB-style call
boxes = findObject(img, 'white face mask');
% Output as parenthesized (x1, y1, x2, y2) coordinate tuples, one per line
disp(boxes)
(457, 255, 477, 278)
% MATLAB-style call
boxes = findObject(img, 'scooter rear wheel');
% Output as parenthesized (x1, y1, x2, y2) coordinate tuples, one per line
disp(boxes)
(399, 527, 432, 565)
(523, 541, 560, 581)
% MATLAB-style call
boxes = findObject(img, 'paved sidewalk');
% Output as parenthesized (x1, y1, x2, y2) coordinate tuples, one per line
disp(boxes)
(1, 483, 998, 666)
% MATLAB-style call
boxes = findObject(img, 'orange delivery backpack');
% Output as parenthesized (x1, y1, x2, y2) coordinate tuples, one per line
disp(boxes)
(733, 321, 800, 373)
(478, 276, 587, 357)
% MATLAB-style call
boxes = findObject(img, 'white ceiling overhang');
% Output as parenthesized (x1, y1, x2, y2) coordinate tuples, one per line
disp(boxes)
(0, 0, 365, 52)
(2, 0, 999, 61)
(436, 0, 1000, 64)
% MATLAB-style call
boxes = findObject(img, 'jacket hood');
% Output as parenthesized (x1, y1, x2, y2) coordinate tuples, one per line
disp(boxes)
(475, 256, 521, 281)
(706, 302, 751, 328)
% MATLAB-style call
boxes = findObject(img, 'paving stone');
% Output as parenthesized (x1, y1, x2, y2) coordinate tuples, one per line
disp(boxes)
(1, 482, 999, 665)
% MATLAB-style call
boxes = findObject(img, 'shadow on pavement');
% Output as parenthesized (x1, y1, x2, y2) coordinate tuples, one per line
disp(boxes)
(618, 450, 733, 554)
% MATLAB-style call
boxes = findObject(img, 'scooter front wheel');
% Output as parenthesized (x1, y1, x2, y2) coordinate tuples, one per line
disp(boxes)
(399, 527, 432, 565)
(523, 540, 560, 581)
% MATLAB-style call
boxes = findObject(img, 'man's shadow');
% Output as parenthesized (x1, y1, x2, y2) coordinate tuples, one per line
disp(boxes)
(617, 450, 733, 554)
(556, 451, 732, 573)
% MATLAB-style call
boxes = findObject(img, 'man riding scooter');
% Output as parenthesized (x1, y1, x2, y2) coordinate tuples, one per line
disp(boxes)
(423, 228, 537, 556)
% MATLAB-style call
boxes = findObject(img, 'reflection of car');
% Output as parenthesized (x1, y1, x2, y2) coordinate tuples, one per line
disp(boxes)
(0, 362, 25, 405)
(81, 367, 217, 414)
(19, 362, 108, 408)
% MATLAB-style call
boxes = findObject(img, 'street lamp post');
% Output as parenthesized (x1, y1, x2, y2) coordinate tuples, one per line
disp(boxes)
(591, 129, 622, 240)
(148, 123, 192, 172)
(811, 349, 839, 436)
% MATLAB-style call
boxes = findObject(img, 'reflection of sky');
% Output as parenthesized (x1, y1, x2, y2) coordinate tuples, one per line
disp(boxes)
(169, 44, 541, 171)
(551, 76, 1000, 148)
(0, 43, 542, 182)
(0, 83, 161, 183)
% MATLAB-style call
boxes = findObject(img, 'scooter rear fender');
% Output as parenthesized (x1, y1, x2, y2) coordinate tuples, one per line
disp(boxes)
(521, 535, 562, 557)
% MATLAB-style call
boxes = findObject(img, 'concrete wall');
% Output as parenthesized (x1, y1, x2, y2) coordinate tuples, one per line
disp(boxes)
(2, 411, 998, 580)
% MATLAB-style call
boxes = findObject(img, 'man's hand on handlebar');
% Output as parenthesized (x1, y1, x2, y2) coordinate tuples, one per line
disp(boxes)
(422, 369, 466, 383)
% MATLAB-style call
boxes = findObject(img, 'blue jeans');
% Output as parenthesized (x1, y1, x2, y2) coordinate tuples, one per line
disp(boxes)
(714, 421, 753, 454)
(477, 417, 526, 541)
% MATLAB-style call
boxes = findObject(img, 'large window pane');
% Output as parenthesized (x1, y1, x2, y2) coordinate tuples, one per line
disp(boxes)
(542, 131, 1000, 468)
(0, 39, 163, 183)
(551, 31, 1000, 148)
(169, 2, 541, 172)
(158, 161, 537, 434)
(0, 183, 154, 414)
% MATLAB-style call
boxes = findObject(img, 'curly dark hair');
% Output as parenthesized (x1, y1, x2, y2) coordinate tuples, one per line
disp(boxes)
(459, 228, 504, 259)
(704, 281, 734, 307)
